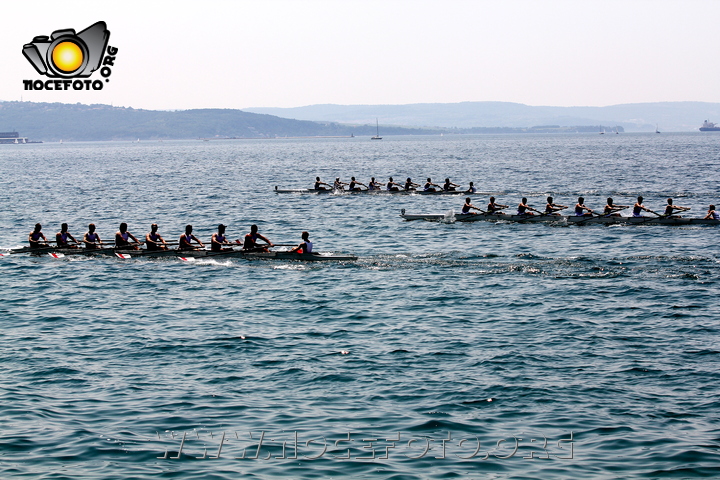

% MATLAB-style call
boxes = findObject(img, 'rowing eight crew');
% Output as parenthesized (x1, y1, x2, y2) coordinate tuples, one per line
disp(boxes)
(460, 196, 719, 219)
(315, 176, 476, 193)
(28, 223, 314, 253)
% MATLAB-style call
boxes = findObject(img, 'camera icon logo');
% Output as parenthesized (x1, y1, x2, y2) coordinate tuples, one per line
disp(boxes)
(22, 21, 109, 78)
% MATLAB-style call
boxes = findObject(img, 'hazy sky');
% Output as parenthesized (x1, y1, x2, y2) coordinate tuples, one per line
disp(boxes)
(1, 0, 718, 111)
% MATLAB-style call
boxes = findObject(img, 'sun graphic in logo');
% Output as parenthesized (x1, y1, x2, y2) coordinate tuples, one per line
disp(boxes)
(51, 41, 84, 73)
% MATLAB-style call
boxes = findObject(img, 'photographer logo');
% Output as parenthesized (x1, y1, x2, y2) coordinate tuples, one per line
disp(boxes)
(22, 21, 118, 91)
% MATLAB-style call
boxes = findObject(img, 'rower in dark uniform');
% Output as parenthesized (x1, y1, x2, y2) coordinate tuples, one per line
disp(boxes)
(211, 224, 236, 252)
(145, 224, 168, 251)
(487, 196, 508, 213)
(705, 205, 719, 220)
(517, 197, 536, 216)
(314, 177, 331, 191)
(443, 178, 460, 191)
(291, 231, 313, 254)
(603, 198, 628, 217)
(545, 197, 567, 215)
(574, 197, 594, 216)
(115, 223, 140, 250)
(28, 223, 48, 249)
(461, 197, 483, 214)
(243, 224, 273, 252)
(404, 178, 420, 191)
(348, 177, 366, 192)
(55, 223, 79, 248)
(386, 177, 402, 191)
(424, 178, 440, 192)
(368, 177, 383, 190)
(178, 225, 204, 251)
(83, 224, 103, 250)
(663, 198, 690, 217)
(632, 196, 653, 217)
(465, 181, 477, 194)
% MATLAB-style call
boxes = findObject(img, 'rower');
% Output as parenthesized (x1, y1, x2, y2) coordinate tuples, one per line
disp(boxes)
(386, 177, 402, 191)
(115, 223, 140, 250)
(461, 197, 483, 214)
(145, 223, 168, 251)
(603, 198, 629, 217)
(574, 197, 594, 216)
(465, 181, 477, 194)
(487, 196, 508, 214)
(348, 177, 366, 192)
(243, 224, 273, 252)
(443, 178, 460, 191)
(368, 177, 383, 190)
(56, 223, 79, 248)
(424, 178, 440, 192)
(211, 224, 237, 252)
(179, 225, 204, 251)
(663, 198, 690, 217)
(333, 178, 347, 191)
(28, 223, 48, 249)
(632, 196, 653, 217)
(704, 205, 719, 220)
(314, 177, 331, 191)
(545, 197, 568, 215)
(291, 231, 313, 254)
(404, 177, 420, 191)
(83, 224, 103, 249)
(517, 197, 537, 216)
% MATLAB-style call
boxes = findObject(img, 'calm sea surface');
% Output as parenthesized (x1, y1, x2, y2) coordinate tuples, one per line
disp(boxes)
(1, 133, 719, 479)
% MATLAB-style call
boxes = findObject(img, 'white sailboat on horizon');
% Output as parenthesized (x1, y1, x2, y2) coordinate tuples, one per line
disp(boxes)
(371, 118, 382, 140)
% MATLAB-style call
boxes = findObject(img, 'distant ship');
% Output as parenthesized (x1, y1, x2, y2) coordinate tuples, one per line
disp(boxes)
(699, 120, 720, 131)
(0, 131, 41, 144)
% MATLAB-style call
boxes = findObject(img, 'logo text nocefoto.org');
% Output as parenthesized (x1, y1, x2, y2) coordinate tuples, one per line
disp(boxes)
(22, 21, 118, 91)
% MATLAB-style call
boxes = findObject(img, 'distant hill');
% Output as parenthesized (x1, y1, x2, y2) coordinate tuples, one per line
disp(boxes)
(244, 101, 720, 132)
(0, 101, 438, 142)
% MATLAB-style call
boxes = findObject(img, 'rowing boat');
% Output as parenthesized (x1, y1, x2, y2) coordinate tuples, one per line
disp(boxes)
(400, 210, 720, 226)
(275, 186, 465, 195)
(6, 246, 358, 261)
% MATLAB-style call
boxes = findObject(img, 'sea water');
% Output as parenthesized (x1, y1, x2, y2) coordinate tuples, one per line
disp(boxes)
(1, 133, 719, 479)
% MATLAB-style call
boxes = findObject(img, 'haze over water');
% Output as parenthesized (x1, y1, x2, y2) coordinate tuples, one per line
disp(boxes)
(1, 133, 719, 479)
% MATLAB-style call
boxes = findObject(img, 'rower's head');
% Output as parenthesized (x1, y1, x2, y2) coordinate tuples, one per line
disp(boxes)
(522, 197, 528, 203)
(578, 197, 585, 203)
(119, 222, 127, 233)
(638, 196, 644, 203)
(667, 198, 673, 205)
(218, 224, 226, 234)
(389, 177, 393, 182)
(371, 177, 375, 182)
(250, 224, 258, 233)
(710, 204, 716, 210)
(469, 181, 474, 186)
(335, 177, 340, 182)
(445, 178, 450, 183)
(88, 223, 95, 233)
(151, 223, 158, 232)
(489, 196, 495, 202)
(406, 178, 411, 182)
(34, 223, 42, 232)
(547, 196, 553, 203)
(351, 176, 355, 181)
(61, 223, 68, 232)
(607, 198, 614, 206)
(465, 197, 471, 203)
(427, 178, 431, 182)
(301, 231, 309, 241)
(316, 177, 320, 181)
(185, 225, 193, 235)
